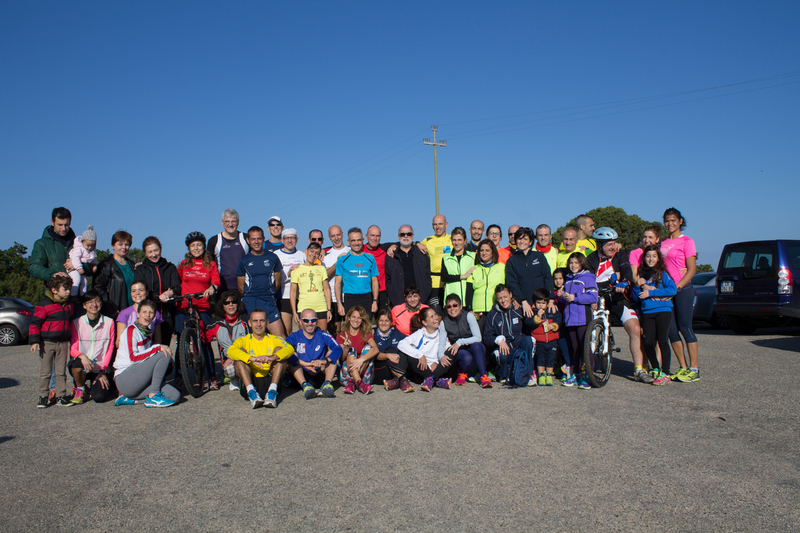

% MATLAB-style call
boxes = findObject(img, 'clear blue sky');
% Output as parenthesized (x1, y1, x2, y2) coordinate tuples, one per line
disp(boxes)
(2, 1, 798, 268)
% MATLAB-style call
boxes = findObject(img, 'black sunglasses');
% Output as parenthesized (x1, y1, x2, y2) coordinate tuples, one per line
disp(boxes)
(309, 238, 324, 242)
(269, 222, 282, 227)
(223, 300, 237, 305)
(301, 318, 318, 324)
(399, 232, 413, 237)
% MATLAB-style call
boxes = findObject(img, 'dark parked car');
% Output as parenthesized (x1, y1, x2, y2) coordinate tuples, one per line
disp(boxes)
(692, 272, 728, 329)
(714, 240, 800, 334)
(0, 297, 35, 346)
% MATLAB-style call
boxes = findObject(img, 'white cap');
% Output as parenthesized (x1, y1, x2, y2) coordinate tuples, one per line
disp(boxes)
(282, 228, 297, 238)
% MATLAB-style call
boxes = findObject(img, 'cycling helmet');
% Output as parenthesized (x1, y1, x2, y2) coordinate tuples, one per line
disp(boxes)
(185, 231, 207, 248)
(592, 227, 618, 241)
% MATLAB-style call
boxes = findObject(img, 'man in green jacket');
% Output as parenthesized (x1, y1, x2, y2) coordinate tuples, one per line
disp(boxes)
(28, 207, 76, 281)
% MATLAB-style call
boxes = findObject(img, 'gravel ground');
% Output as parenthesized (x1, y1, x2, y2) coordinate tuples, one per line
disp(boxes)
(1, 326, 798, 532)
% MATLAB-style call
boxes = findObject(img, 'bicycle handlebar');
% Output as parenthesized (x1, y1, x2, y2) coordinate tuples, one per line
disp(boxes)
(164, 292, 206, 303)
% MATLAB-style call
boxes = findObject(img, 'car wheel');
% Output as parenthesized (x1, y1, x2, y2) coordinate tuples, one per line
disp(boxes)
(0, 324, 20, 346)
(728, 316, 757, 335)
(710, 313, 730, 330)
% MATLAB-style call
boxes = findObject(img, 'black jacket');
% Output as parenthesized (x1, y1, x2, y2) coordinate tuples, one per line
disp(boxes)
(385, 247, 432, 307)
(134, 257, 182, 320)
(505, 249, 553, 305)
(93, 257, 131, 318)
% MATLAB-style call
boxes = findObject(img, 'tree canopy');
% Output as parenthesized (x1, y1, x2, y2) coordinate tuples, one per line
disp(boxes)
(552, 206, 664, 252)
(0, 243, 46, 304)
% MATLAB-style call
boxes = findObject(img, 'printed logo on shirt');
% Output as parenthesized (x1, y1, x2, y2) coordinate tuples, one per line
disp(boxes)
(512, 318, 519, 324)
(297, 343, 306, 354)
(263, 259, 271, 267)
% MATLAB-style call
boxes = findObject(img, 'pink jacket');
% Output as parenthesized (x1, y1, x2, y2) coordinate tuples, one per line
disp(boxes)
(70, 314, 116, 372)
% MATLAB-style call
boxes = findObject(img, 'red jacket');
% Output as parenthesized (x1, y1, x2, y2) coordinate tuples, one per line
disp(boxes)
(530, 309, 562, 343)
(178, 258, 220, 312)
(29, 292, 74, 345)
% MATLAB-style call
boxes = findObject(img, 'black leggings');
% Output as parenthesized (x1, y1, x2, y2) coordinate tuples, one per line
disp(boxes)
(641, 311, 673, 373)
(403, 352, 453, 380)
(373, 347, 408, 382)
(565, 325, 587, 375)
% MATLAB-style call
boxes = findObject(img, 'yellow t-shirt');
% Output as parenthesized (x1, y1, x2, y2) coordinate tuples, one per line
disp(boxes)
(291, 264, 328, 313)
(421, 234, 452, 288)
(227, 334, 294, 378)
(559, 238, 595, 256)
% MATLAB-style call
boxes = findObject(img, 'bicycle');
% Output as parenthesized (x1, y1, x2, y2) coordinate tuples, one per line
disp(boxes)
(582, 276, 623, 388)
(166, 293, 207, 398)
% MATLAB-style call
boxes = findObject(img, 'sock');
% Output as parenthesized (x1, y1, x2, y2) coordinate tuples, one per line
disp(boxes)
(268, 383, 278, 393)
(634, 365, 644, 371)
(246, 384, 255, 393)
(690, 367, 698, 372)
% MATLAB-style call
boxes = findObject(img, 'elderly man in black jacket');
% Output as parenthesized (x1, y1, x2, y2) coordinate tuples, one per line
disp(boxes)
(385, 225, 432, 309)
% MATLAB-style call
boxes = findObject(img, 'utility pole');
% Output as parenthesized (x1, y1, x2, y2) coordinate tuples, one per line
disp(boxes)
(423, 126, 447, 215)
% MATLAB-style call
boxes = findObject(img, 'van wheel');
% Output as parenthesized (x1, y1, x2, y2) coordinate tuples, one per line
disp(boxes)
(729, 316, 757, 335)
(710, 313, 730, 330)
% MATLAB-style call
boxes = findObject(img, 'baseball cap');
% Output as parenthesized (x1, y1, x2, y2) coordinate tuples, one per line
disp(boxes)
(282, 228, 297, 238)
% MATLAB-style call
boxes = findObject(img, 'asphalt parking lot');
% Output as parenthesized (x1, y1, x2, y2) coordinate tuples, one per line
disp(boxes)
(1, 326, 799, 532)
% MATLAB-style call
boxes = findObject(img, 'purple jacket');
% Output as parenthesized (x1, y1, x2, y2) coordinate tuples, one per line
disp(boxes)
(558, 270, 598, 327)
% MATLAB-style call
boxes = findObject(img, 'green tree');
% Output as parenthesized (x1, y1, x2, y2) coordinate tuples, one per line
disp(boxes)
(552, 206, 664, 252)
(696, 263, 713, 273)
(0, 243, 46, 303)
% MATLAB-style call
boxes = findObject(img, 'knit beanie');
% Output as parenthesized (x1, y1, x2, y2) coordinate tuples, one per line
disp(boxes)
(81, 225, 97, 242)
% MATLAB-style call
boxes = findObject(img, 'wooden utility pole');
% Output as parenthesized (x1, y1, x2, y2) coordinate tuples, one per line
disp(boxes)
(423, 126, 447, 215)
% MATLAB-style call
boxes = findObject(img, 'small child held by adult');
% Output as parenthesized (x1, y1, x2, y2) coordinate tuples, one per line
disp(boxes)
(68, 225, 98, 296)
(30, 275, 75, 408)
(531, 288, 562, 386)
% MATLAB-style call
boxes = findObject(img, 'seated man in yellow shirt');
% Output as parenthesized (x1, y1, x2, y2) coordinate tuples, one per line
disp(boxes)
(227, 309, 294, 408)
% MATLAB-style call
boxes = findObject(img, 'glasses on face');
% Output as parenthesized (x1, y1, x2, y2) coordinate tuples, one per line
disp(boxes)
(224, 300, 237, 305)
(310, 238, 323, 242)
(446, 304, 460, 309)
(301, 318, 318, 324)
(399, 232, 413, 237)
(488, 232, 501, 236)
(269, 222, 282, 227)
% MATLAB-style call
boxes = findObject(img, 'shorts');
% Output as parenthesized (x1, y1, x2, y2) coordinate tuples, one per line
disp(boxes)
(241, 296, 281, 323)
(609, 298, 638, 324)
(279, 298, 292, 314)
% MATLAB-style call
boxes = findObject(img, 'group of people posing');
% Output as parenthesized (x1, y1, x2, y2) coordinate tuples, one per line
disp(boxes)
(26, 206, 700, 409)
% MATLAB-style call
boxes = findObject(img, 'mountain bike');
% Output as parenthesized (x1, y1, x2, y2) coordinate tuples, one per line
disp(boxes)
(166, 293, 207, 398)
(582, 278, 622, 388)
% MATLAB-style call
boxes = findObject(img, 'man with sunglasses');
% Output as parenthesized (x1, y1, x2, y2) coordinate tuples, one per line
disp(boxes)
(335, 227, 379, 319)
(505, 224, 520, 252)
(285, 309, 343, 399)
(385, 225, 431, 308)
(265, 216, 284, 252)
(308, 229, 324, 248)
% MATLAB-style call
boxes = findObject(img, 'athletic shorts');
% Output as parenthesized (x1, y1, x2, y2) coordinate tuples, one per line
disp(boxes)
(609, 299, 638, 324)
(241, 296, 281, 324)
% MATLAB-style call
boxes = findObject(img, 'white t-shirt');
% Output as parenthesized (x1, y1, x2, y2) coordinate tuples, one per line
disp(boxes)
(322, 246, 350, 303)
(275, 249, 307, 299)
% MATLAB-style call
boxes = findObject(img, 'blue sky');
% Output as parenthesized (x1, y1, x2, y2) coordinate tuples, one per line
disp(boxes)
(2, 1, 798, 268)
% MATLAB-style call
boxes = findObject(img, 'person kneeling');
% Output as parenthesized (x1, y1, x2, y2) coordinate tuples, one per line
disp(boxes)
(227, 309, 294, 409)
(113, 300, 180, 407)
(286, 309, 342, 399)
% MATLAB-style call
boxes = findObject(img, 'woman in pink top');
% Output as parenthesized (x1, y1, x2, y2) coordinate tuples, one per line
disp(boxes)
(660, 208, 699, 382)
(630, 225, 663, 281)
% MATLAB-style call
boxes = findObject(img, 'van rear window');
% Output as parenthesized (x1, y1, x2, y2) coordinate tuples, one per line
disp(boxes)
(719, 245, 776, 279)
(787, 242, 800, 270)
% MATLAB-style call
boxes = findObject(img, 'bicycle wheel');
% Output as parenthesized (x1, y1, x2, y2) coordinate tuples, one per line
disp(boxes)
(583, 318, 611, 388)
(179, 324, 206, 398)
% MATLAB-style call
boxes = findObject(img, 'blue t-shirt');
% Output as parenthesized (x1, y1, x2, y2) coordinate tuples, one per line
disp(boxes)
(336, 252, 378, 295)
(373, 328, 406, 352)
(264, 240, 283, 252)
(286, 329, 343, 366)
(236, 250, 281, 298)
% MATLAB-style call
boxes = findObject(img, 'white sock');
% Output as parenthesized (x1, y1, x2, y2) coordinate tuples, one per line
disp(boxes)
(246, 384, 255, 393)
(268, 383, 278, 393)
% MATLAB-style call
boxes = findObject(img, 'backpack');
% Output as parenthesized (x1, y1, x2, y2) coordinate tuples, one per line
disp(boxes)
(508, 341, 533, 388)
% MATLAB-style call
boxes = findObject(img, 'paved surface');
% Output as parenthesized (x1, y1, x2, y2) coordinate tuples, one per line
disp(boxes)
(1, 326, 799, 532)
